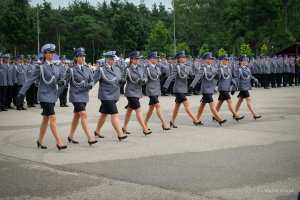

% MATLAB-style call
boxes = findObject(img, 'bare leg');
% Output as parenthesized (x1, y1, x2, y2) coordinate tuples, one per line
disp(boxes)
(135, 108, 149, 132)
(245, 97, 259, 116)
(171, 103, 181, 124)
(123, 108, 133, 131)
(69, 113, 80, 140)
(111, 114, 126, 137)
(144, 105, 154, 129)
(154, 103, 169, 128)
(235, 98, 244, 113)
(78, 111, 94, 141)
(48, 115, 64, 146)
(226, 99, 240, 117)
(216, 100, 224, 112)
(38, 116, 49, 144)
(196, 102, 206, 121)
(95, 113, 107, 134)
(182, 100, 198, 122)
(209, 102, 224, 121)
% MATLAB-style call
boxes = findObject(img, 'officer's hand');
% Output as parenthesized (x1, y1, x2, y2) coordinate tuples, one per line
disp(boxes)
(140, 79, 146, 85)
(119, 79, 126, 85)
(17, 93, 24, 99)
(57, 80, 65, 86)
(254, 79, 259, 85)
(16, 93, 24, 106)
(162, 87, 168, 93)
(85, 82, 93, 89)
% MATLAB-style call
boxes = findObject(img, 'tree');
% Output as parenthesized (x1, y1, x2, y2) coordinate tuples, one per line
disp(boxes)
(3, 0, 34, 53)
(199, 43, 209, 57)
(145, 20, 170, 54)
(218, 48, 227, 57)
(239, 43, 254, 57)
(260, 44, 268, 56)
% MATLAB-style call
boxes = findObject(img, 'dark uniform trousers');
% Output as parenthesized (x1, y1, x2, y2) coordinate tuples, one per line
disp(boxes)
(0, 86, 7, 109)
(288, 73, 294, 86)
(276, 73, 282, 86)
(59, 86, 68, 106)
(26, 83, 36, 106)
(262, 74, 271, 88)
(271, 73, 276, 87)
(283, 73, 288, 86)
(5, 86, 14, 107)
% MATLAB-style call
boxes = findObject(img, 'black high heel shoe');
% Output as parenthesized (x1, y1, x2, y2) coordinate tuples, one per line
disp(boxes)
(253, 115, 262, 120)
(56, 144, 67, 151)
(170, 121, 178, 128)
(162, 125, 171, 131)
(233, 116, 245, 122)
(217, 119, 227, 126)
(67, 136, 79, 144)
(94, 131, 104, 138)
(212, 116, 217, 122)
(143, 130, 152, 135)
(88, 140, 98, 146)
(118, 135, 128, 141)
(37, 140, 47, 149)
(193, 121, 204, 126)
(122, 127, 131, 134)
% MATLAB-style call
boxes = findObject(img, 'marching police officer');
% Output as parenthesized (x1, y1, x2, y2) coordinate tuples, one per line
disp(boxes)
(214, 54, 244, 121)
(144, 52, 170, 131)
(17, 43, 67, 150)
(59, 48, 97, 146)
(189, 52, 226, 126)
(234, 55, 261, 120)
(163, 51, 202, 127)
(93, 51, 127, 141)
(121, 51, 152, 135)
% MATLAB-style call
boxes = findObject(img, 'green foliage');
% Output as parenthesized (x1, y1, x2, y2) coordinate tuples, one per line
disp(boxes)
(145, 20, 170, 54)
(218, 48, 227, 57)
(260, 44, 268, 56)
(199, 44, 209, 57)
(239, 43, 254, 57)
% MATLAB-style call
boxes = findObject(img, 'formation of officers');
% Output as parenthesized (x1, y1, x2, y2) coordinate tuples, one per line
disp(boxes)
(1, 43, 300, 151)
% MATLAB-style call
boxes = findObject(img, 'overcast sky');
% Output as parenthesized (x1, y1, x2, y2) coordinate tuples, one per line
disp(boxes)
(30, 0, 172, 9)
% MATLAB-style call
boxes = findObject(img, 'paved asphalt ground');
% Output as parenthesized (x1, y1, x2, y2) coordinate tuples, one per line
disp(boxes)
(0, 86, 299, 200)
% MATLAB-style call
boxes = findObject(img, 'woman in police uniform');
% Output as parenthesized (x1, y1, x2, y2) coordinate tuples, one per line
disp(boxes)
(144, 52, 170, 131)
(60, 48, 97, 146)
(93, 51, 127, 141)
(17, 44, 67, 150)
(190, 53, 227, 126)
(163, 51, 203, 128)
(121, 51, 152, 135)
(215, 54, 244, 122)
(235, 55, 261, 119)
